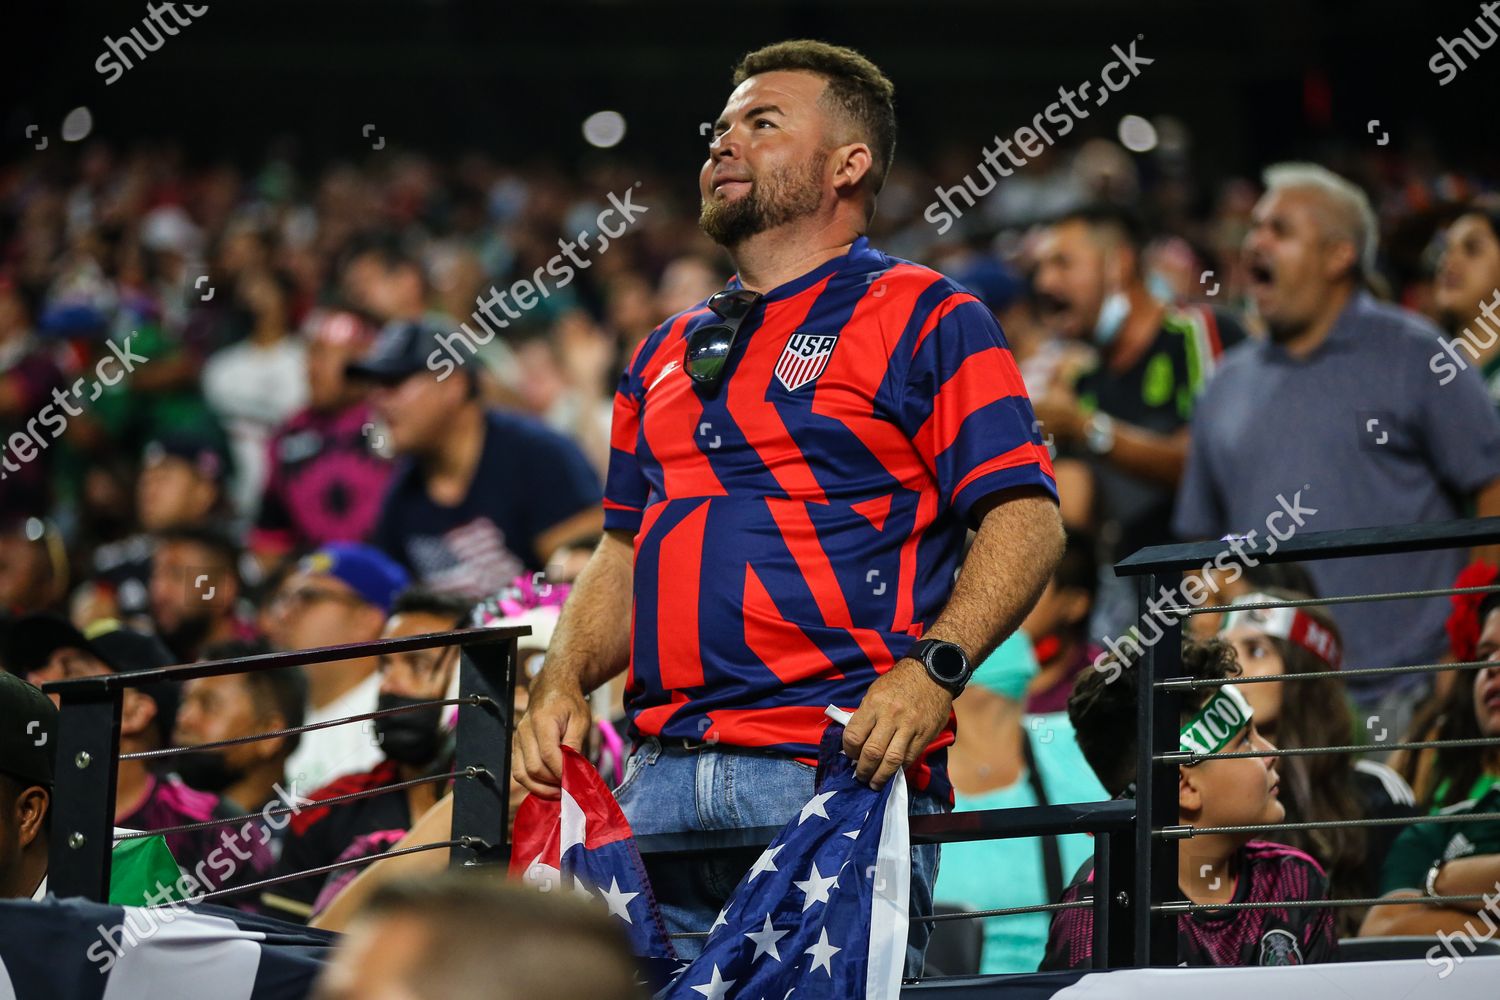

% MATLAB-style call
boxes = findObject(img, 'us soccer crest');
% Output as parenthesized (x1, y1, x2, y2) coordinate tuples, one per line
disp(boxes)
(774, 331, 839, 391)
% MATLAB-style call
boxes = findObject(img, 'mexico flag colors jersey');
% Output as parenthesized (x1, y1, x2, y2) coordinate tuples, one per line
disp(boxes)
(603, 237, 1057, 802)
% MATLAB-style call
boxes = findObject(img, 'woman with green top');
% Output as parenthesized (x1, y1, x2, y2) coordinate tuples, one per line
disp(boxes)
(931, 631, 1107, 974)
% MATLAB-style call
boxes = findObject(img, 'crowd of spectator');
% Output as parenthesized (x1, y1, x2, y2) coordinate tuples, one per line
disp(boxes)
(2, 129, 1500, 977)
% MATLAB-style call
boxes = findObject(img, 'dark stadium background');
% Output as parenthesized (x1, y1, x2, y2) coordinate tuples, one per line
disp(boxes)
(5, 0, 1498, 184)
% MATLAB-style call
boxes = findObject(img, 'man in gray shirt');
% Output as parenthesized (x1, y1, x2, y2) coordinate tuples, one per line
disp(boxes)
(1174, 164, 1500, 713)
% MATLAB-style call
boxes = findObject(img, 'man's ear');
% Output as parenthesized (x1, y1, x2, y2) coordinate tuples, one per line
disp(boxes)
(17, 786, 49, 850)
(1322, 237, 1359, 285)
(121, 688, 159, 740)
(1178, 765, 1203, 820)
(829, 142, 873, 197)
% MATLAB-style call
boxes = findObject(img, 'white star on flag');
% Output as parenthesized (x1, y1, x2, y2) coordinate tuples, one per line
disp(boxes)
(689, 964, 736, 1000)
(797, 790, 836, 825)
(804, 928, 842, 975)
(793, 862, 839, 911)
(710, 905, 730, 933)
(597, 876, 639, 923)
(744, 913, 789, 962)
(747, 843, 784, 882)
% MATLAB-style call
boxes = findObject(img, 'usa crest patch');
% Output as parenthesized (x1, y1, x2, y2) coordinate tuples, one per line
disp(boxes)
(774, 332, 838, 392)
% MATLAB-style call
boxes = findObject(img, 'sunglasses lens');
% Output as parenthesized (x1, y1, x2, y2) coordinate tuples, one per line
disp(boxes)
(686, 325, 734, 383)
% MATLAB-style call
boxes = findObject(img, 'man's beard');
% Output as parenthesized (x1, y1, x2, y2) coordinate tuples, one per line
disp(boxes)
(699, 151, 826, 247)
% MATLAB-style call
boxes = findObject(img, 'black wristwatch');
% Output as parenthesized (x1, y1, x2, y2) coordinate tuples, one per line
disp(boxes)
(908, 639, 973, 697)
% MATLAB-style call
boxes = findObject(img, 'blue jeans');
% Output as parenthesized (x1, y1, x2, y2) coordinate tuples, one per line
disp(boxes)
(614, 738, 947, 977)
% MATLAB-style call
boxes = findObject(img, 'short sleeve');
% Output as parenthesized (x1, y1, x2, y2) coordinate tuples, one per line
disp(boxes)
(603, 335, 654, 534)
(898, 295, 1057, 526)
(1416, 334, 1500, 494)
(1379, 820, 1444, 895)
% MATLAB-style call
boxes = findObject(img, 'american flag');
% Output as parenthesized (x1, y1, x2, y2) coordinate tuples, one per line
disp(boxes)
(510, 706, 910, 1000)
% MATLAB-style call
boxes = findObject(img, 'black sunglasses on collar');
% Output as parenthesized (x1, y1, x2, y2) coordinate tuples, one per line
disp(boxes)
(684, 289, 764, 392)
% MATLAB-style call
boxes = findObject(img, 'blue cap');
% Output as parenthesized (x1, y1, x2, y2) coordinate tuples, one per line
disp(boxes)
(968, 632, 1039, 702)
(298, 543, 410, 614)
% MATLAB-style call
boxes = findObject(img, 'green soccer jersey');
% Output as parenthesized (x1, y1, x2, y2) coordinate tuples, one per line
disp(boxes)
(1380, 777, 1500, 895)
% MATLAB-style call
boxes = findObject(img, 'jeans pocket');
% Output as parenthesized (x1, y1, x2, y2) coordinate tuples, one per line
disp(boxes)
(610, 740, 659, 800)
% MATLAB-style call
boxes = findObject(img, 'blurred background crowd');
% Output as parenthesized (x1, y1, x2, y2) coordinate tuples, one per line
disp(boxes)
(3, 0, 1500, 981)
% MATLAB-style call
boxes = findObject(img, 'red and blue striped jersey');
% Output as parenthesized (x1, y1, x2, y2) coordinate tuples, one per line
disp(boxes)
(604, 237, 1057, 802)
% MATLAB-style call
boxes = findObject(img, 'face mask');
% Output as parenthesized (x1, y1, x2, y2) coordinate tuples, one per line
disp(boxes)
(173, 749, 241, 794)
(374, 694, 448, 767)
(1093, 290, 1131, 346)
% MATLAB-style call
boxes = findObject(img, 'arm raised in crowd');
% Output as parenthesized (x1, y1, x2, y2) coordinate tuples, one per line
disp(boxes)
(511, 528, 636, 797)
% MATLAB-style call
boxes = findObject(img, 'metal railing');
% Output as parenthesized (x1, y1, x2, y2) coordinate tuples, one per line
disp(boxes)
(42, 625, 527, 902)
(1114, 514, 1500, 967)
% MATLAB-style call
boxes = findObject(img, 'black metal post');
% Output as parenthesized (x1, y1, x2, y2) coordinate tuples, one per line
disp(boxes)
(449, 634, 517, 866)
(1096, 813, 1136, 967)
(46, 681, 122, 900)
(1133, 572, 1181, 966)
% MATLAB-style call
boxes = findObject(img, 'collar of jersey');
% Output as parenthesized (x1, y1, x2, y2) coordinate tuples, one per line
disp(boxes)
(723, 236, 884, 304)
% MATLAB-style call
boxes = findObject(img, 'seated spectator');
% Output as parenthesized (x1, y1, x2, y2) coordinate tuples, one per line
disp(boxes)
(1361, 592, 1500, 938)
(272, 544, 409, 793)
(173, 639, 308, 814)
(1432, 199, 1500, 407)
(1042, 637, 1337, 968)
(934, 632, 1107, 973)
(312, 873, 642, 1000)
(5, 616, 260, 892)
(1393, 560, 1499, 803)
(147, 524, 257, 661)
(0, 673, 184, 904)
(1218, 589, 1417, 934)
(267, 588, 469, 922)
(348, 322, 602, 598)
(0, 515, 68, 616)
(1187, 560, 1318, 640)
(87, 431, 230, 625)
(1018, 532, 1101, 715)
(249, 309, 392, 571)
(201, 267, 310, 519)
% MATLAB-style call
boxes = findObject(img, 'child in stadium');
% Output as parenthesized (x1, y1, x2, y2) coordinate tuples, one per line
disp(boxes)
(1040, 637, 1339, 968)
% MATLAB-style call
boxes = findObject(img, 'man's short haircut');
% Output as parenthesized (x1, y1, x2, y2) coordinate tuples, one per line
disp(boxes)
(1052, 203, 1149, 263)
(1068, 638, 1240, 796)
(203, 639, 310, 758)
(390, 588, 473, 629)
(155, 523, 241, 584)
(360, 873, 645, 1000)
(732, 40, 897, 196)
(1261, 162, 1378, 284)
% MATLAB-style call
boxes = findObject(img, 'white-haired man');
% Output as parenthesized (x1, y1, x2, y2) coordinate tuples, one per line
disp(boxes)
(1174, 163, 1500, 722)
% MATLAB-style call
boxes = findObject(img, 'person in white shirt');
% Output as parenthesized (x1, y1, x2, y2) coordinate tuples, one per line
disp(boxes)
(268, 544, 410, 793)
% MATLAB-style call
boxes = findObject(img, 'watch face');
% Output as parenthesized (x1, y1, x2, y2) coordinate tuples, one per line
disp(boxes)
(928, 643, 968, 682)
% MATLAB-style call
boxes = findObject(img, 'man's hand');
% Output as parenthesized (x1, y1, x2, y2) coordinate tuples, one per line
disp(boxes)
(512, 677, 592, 799)
(1030, 386, 1086, 445)
(842, 658, 953, 790)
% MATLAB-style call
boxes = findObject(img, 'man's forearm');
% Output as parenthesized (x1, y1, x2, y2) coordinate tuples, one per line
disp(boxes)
(920, 489, 1065, 665)
(537, 528, 635, 693)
